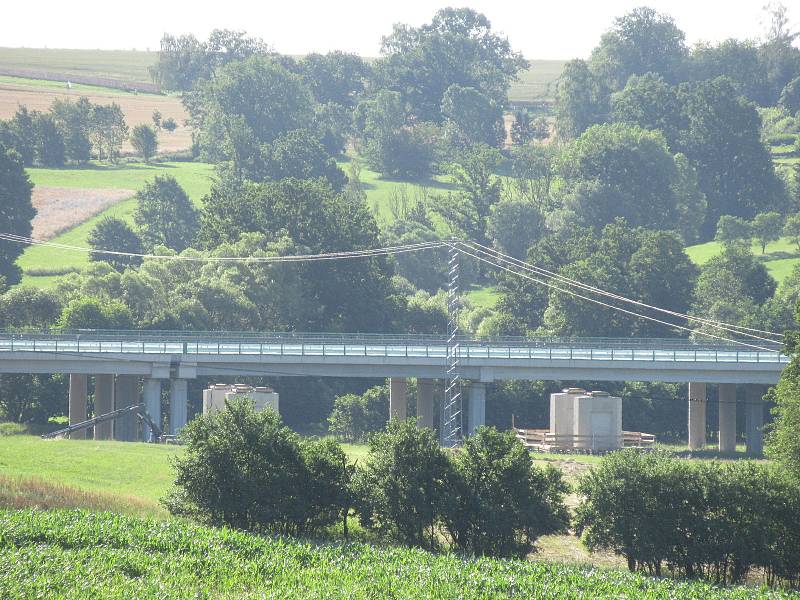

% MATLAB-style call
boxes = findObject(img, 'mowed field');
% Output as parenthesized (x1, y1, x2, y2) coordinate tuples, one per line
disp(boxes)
(509, 59, 568, 103)
(0, 77, 190, 153)
(686, 236, 800, 284)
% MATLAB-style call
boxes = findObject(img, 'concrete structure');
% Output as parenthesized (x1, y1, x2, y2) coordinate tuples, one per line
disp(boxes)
(549, 388, 587, 441)
(688, 382, 707, 450)
(114, 375, 138, 442)
(467, 382, 486, 436)
(169, 379, 188, 435)
(745, 384, 764, 457)
(94, 374, 114, 440)
(417, 379, 434, 429)
(0, 332, 783, 450)
(68, 374, 88, 440)
(573, 391, 623, 451)
(389, 377, 407, 420)
(202, 383, 279, 415)
(718, 383, 736, 453)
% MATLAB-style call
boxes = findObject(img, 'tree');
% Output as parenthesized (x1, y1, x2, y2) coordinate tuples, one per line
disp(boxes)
(780, 76, 800, 114)
(50, 97, 92, 162)
(151, 110, 162, 130)
(768, 308, 800, 479)
(487, 196, 544, 259)
(715, 215, 753, 248)
(355, 90, 438, 179)
(441, 84, 505, 148)
(751, 211, 783, 253)
(677, 77, 786, 238)
(0, 287, 62, 329)
(759, 2, 800, 104)
(589, 7, 688, 90)
(31, 112, 65, 167)
(90, 103, 128, 161)
(189, 56, 313, 168)
(784, 213, 800, 250)
(509, 144, 557, 210)
(163, 398, 350, 535)
(0, 144, 35, 285)
(353, 419, 452, 548)
(328, 385, 389, 442)
(689, 39, 769, 105)
(133, 175, 198, 252)
(87, 217, 144, 271)
(130, 124, 158, 162)
(300, 51, 370, 107)
(556, 123, 688, 232)
(0, 374, 66, 424)
(554, 59, 610, 140)
(611, 72, 683, 148)
(259, 128, 346, 189)
(375, 7, 527, 122)
(444, 427, 569, 558)
(57, 297, 134, 330)
(4, 106, 35, 165)
(162, 117, 178, 132)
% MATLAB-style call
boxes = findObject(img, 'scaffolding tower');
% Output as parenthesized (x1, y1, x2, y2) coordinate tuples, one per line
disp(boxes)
(441, 242, 463, 446)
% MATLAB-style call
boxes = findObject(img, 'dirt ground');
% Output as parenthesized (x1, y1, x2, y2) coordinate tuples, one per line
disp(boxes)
(0, 81, 191, 153)
(31, 186, 134, 239)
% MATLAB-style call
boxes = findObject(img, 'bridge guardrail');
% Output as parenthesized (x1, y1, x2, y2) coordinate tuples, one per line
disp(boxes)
(0, 337, 788, 363)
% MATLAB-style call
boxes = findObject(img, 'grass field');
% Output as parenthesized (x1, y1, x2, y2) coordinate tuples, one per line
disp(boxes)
(509, 59, 567, 104)
(0, 509, 788, 599)
(0, 76, 190, 153)
(17, 161, 214, 287)
(685, 236, 800, 284)
(0, 47, 156, 83)
(464, 284, 500, 309)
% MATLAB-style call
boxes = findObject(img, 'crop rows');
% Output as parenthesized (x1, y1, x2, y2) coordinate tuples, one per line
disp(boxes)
(0, 509, 794, 599)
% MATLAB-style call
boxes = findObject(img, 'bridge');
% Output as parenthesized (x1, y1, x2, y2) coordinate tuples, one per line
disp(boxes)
(4, 330, 787, 455)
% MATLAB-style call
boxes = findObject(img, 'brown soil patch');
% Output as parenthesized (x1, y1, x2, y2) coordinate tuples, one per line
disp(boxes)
(0, 81, 191, 153)
(31, 186, 134, 239)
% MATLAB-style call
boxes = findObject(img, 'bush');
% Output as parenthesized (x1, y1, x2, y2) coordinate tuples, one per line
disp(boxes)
(353, 419, 451, 548)
(444, 427, 569, 558)
(328, 386, 388, 442)
(576, 450, 800, 587)
(164, 398, 351, 536)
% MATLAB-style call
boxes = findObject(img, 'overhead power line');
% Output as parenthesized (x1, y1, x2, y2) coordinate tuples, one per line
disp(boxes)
(460, 240, 784, 342)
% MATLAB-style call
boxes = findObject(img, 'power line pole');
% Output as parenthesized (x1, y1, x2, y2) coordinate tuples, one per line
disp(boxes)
(441, 241, 462, 447)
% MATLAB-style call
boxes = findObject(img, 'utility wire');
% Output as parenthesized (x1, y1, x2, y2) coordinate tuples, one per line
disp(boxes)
(0, 233, 446, 263)
(460, 240, 784, 341)
(456, 244, 779, 353)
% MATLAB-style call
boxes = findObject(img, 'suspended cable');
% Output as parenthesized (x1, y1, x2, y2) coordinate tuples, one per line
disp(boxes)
(460, 240, 784, 342)
(0, 233, 446, 263)
(455, 244, 779, 353)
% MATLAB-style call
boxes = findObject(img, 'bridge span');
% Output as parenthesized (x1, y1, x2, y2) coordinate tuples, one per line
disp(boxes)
(5, 331, 787, 455)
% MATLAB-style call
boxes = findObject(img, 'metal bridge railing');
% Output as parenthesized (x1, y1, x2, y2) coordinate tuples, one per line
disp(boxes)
(0, 336, 788, 364)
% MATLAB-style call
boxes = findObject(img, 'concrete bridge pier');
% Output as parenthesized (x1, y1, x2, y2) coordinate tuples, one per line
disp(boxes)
(169, 379, 188, 435)
(417, 379, 434, 429)
(688, 382, 707, 450)
(467, 382, 486, 436)
(68, 374, 88, 439)
(389, 377, 407, 420)
(745, 385, 764, 457)
(94, 374, 114, 440)
(718, 383, 736, 453)
(114, 375, 139, 442)
(142, 378, 162, 441)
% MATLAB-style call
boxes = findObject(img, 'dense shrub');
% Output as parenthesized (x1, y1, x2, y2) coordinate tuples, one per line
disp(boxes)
(163, 398, 349, 536)
(443, 427, 569, 558)
(327, 385, 388, 442)
(352, 419, 451, 548)
(576, 450, 800, 587)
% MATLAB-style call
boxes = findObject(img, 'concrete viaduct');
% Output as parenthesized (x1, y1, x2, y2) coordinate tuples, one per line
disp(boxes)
(0, 331, 787, 455)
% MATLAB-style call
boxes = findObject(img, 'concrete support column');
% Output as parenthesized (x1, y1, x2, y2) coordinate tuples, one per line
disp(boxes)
(114, 375, 138, 442)
(718, 383, 736, 453)
(416, 379, 434, 429)
(142, 379, 162, 442)
(169, 379, 188, 435)
(389, 377, 407, 420)
(93, 374, 114, 440)
(688, 382, 707, 450)
(745, 385, 764, 457)
(467, 382, 486, 436)
(68, 374, 88, 440)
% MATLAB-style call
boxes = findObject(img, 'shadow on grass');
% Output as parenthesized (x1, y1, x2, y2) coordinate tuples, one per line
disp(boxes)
(757, 250, 800, 261)
(668, 448, 761, 461)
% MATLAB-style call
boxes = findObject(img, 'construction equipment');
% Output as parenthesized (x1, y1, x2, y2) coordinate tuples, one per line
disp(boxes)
(42, 403, 163, 442)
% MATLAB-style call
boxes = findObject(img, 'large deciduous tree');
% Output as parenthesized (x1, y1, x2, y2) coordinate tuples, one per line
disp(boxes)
(440, 84, 505, 148)
(375, 7, 527, 122)
(133, 175, 199, 252)
(0, 144, 35, 286)
(554, 59, 610, 140)
(87, 216, 144, 271)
